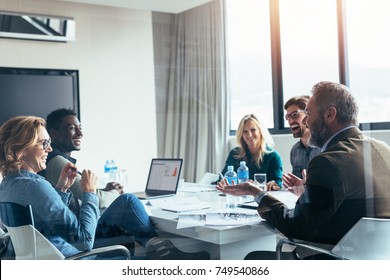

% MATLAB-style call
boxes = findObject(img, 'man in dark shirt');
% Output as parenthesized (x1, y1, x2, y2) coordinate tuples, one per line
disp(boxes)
(283, 95, 320, 181)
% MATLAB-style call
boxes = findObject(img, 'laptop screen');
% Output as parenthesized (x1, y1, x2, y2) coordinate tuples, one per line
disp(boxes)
(145, 158, 183, 193)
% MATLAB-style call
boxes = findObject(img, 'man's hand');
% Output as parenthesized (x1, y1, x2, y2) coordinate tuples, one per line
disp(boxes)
(216, 179, 262, 197)
(282, 171, 305, 197)
(103, 182, 124, 195)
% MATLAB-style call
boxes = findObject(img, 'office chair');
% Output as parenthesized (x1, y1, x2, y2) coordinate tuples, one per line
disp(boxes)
(0, 202, 131, 260)
(276, 217, 390, 260)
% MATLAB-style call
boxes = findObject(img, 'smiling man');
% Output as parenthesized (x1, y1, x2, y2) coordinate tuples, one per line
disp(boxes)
(39, 108, 121, 212)
(217, 81, 390, 259)
(283, 95, 320, 179)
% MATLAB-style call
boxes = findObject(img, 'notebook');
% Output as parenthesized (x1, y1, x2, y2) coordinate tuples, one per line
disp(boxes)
(133, 158, 183, 199)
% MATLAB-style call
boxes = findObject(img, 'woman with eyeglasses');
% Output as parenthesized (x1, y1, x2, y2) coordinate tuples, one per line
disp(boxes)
(0, 116, 210, 260)
(221, 114, 283, 191)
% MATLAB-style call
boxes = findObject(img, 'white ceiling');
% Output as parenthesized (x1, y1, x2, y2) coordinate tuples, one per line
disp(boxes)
(57, 0, 212, 13)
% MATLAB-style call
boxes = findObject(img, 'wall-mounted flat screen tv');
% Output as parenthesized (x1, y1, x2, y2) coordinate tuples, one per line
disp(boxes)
(0, 67, 80, 125)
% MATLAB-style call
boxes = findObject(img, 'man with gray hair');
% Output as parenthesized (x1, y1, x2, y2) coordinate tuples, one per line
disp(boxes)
(217, 81, 390, 259)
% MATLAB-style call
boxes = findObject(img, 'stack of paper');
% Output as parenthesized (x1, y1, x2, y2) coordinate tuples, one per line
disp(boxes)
(148, 197, 212, 213)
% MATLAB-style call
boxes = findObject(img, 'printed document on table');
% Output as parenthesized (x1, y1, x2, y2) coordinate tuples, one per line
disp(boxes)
(177, 212, 207, 229)
(179, 182, 216, 193)
(205, 210, 261, 226)
(148, 197, 212, 213)
(177, 209, 262, 229)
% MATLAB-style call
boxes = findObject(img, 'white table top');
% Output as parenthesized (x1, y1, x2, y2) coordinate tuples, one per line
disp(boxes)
(143, 183, 298, 245)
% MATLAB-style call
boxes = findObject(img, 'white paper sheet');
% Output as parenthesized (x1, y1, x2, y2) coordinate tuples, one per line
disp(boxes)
(176, 209, 262, 229)
(148, 197, 212, 213)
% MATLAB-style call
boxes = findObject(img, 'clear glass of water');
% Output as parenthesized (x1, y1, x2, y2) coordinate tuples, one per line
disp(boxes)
(254, 173, 267, 191)
(225, 194, 238, 210)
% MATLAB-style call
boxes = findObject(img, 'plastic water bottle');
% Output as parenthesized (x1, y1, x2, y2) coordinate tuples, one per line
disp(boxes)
(104, 160, 111, 173)
(108, 160, 118, 183)
(237, 161, 249, 183)
(224, 166, 237, 185)
(104, 160, 112, 183)
(110, 160, 118, 174)
(104, 159, 119, 183)
(224, 166, 238, 210)
(237, 161, 250, 202)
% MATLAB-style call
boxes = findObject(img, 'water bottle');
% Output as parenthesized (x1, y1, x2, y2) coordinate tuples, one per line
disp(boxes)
(108, 160, 118, 183)
(104, 160, 112, 183)
(104, 159, 119, 183)
(237, 161, 250, 202)
(224, 166, 238, 210)
(224, 166, 237, 185)
(104, 160, 111, 173)
(237, 161, 249, 183)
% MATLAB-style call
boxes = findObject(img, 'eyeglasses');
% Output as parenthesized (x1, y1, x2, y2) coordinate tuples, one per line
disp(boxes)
(39, 138, 52, 150)
(284, 110, 306, 121)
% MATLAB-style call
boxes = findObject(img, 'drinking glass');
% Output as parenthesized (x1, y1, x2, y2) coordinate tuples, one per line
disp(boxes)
(117, 169, 128, 187)
(254, 173, 267, 191)
(225, 194, 239, 210)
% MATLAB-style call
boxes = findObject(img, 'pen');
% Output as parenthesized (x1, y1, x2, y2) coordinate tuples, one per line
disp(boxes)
(219, 172, 224, 180)
(71, 167, 82, 176)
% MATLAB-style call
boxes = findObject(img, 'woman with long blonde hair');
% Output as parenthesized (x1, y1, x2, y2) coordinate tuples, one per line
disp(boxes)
(221, 114, 283, 190)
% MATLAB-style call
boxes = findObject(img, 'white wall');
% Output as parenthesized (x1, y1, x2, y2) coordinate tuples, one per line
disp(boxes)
(0, 0, 157, 189)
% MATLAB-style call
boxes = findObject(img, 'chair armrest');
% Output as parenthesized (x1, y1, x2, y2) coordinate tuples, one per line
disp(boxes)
(65, 245, 131, 260)
(276, 238, 342, 260)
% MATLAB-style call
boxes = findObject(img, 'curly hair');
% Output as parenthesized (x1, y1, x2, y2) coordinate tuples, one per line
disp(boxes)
(0, 116, 46, 177)
(46, 108, 77, 133)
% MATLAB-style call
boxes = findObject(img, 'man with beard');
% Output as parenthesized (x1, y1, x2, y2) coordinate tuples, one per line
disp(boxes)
(283, 95, 320, 179)
(217, 81, 390, 259)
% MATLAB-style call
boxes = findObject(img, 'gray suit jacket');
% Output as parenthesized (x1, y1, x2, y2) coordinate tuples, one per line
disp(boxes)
(259, 127, 390, 245)
(45, 155, 119, 209)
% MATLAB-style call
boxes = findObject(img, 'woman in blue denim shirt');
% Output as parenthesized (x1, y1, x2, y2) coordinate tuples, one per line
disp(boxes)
(0, 116, 209, 260)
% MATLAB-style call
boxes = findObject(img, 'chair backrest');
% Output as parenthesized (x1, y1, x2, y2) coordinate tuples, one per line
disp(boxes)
(0, 202, 64, 260)
(332, 217, 390, 260)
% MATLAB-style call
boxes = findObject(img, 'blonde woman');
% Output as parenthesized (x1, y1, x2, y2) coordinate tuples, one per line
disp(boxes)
(221, 114, 283, 190)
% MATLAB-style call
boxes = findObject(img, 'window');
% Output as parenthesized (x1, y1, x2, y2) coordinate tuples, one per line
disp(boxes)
(279, 0, 339, 128)
(226, 0, 273, 130)
(345, 0, 390, 126)
(226, 0, 390, 132)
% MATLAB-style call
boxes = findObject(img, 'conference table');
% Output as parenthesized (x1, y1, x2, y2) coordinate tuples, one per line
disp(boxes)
(139, 183, 298, 260)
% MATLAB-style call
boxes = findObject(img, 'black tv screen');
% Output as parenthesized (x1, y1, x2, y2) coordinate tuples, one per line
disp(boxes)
(0, 67, 80, 125)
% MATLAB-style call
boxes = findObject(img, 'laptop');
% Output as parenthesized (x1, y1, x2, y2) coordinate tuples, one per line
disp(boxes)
(133, 158, 183, 199)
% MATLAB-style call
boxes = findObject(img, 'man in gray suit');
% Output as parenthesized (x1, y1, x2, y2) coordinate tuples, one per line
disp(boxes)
(217, 81, 390, 257)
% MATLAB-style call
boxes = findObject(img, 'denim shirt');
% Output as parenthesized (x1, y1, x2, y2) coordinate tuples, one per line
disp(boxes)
(0, 170, 99, 257)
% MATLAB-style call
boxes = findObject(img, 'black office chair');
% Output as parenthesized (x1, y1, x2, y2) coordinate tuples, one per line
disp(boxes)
(0, 202, 131, 260)
(276, 217, 390, 260)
